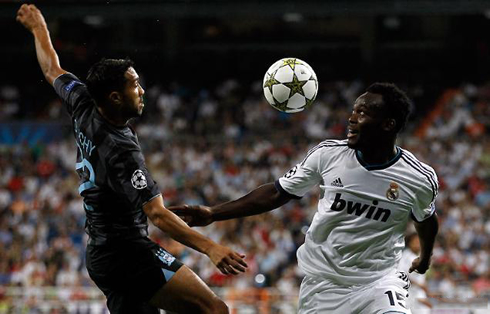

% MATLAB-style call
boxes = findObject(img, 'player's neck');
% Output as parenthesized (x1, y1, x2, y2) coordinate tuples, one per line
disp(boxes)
(357, 144, 398, 166)
(97, 106, 128, 127)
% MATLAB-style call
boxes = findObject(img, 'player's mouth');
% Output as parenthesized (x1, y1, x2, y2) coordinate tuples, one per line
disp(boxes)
(347, 128, 358, 138)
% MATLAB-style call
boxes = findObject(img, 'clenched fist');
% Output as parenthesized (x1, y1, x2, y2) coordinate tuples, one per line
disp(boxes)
(16, 4, 47, 33)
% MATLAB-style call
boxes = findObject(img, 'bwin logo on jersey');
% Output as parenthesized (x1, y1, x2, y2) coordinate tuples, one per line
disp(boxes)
(330, 193, 391, 222)
(131, 170, 147, 189)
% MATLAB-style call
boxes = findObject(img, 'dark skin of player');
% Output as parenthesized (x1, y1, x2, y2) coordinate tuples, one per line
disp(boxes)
(171, 92, 439, 275)
(17, 4, 247, 313)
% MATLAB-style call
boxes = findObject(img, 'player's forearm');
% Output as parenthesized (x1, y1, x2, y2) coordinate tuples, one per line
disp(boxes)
(32, 26, 65, 85)
(151, 209, 214, 255)
(211, 183, 290, 221)
(414, 213, 439, 262)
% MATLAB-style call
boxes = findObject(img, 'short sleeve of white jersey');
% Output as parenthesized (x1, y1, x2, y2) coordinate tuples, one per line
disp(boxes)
(411, 165, 439, 222)
(277, 147, 324, 198)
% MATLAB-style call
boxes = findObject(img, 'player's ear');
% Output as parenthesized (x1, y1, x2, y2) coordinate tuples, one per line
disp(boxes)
(382, 118, 396, 132)
(108, 91, 123, 106)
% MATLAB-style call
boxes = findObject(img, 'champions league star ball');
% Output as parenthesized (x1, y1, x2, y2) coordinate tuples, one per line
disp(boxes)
(131, 170, 148, 189)
(263, 57, 318, 113)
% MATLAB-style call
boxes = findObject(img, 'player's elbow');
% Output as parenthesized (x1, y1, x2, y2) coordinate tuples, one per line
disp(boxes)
(45, 67, 67, 86)
(143, 202, 163, 224)
(144, 204, 176, 233)
(145, 206, 164, 226)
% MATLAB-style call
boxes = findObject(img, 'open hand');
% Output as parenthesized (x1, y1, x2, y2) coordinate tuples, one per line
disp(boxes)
(168, 205, 213, 227)
(409, 256, 431, 274)
(16, 4, 47, 33)
(208, 244, 248, 276)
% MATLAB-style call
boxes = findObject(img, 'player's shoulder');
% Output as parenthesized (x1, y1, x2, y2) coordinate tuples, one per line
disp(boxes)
(300, 139, 350, 165)
(398, 147, 438, 193)
(54, 73, 89, 98)
(398, 147, 437, 177)
(308, 139, 349, 154)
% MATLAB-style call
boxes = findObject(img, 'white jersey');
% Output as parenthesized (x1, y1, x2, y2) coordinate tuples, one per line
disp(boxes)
(277, 139, 438, 286)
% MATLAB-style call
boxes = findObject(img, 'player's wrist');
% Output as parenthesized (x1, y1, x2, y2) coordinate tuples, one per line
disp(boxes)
(209, 206, 221, 222)
(200, 238, 215, 256)
(209, 210, 216, 222)
(419, 255, 431, 265)
(31, 24, 48, 36)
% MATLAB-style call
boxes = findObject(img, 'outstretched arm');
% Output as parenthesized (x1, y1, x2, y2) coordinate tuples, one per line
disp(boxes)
(409, 213, 439, 274)
(170, 183, 292, 227)
(143, 195, 247, 275)
(16, 4, 66, 86)
(212, 183, 291, 221)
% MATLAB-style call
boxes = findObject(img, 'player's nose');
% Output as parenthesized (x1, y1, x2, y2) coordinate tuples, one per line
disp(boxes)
(348, 112, 357, 124)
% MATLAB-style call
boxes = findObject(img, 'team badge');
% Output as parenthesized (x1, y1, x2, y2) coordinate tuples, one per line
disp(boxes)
(155, 248, 175, 266)
(131, 169, 147, 189)
(386, 182, 399, 201)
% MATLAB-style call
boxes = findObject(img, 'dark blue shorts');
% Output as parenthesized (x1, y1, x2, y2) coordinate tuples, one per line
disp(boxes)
(86, 237, 184, 313)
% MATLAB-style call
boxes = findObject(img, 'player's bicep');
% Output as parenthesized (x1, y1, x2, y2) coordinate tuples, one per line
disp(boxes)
(142, 194, 166, 222)
(47, 68, 67, 86)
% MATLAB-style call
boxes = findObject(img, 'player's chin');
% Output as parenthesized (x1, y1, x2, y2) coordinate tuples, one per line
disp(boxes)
(347, 137, 359, 149)
(135, 105, 144, 116)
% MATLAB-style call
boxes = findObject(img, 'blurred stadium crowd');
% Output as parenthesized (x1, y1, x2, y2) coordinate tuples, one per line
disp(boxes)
(0, 77, 489, 312)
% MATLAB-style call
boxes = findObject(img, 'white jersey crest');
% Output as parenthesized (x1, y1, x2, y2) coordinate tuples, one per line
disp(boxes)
(277, 139, 438, 285)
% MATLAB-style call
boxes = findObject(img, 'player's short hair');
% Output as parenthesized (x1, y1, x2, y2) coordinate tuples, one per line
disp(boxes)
(366, 82, 412, 133)
(86, 58, 134, 107)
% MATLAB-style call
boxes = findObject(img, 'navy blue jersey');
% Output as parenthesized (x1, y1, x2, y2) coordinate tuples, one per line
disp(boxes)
(54, 73, 161, 245)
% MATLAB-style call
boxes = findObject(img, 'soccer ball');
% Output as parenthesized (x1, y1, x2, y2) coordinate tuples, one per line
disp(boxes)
(263, 58, 318, 113)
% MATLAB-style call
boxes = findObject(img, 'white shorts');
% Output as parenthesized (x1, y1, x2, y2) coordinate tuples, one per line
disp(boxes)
(298, 270, 412, 314)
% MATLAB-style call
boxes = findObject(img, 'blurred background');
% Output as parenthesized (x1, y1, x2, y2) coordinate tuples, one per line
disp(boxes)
(0, 0, 489, 313)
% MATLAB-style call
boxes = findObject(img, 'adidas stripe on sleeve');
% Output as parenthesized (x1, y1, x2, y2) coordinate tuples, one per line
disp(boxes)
(400, 150, 439, 222)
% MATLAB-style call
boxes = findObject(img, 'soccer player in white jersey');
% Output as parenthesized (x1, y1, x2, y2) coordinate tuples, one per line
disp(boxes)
(171, 82, 439, 313)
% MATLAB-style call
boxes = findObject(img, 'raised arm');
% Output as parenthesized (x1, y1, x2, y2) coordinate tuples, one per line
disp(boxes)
(409, 213, 439, 274)
(16, 4, 66, 86)
(143, 195, 247, 275)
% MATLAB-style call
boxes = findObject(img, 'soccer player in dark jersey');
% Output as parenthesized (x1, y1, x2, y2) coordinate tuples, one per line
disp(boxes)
(17, 4, 247, 313)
